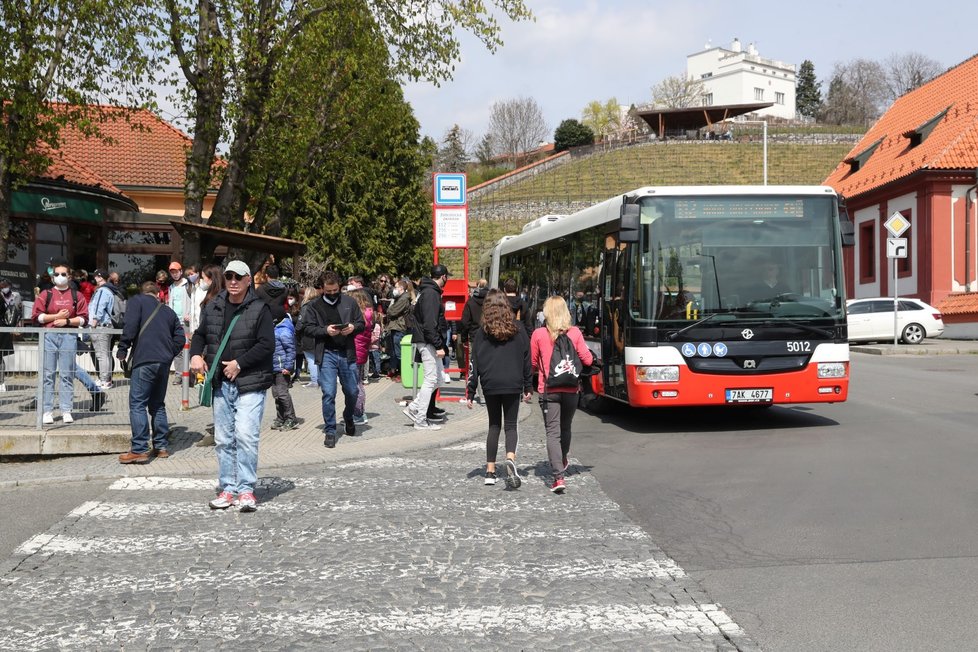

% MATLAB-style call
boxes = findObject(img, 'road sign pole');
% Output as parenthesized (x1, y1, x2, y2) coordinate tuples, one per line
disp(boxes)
(893, 259, 898, 346)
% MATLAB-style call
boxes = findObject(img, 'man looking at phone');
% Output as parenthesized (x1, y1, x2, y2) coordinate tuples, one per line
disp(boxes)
(298, 270, 365, 448)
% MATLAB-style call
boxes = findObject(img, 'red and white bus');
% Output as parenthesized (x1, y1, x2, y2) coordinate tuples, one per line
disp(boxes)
(484, 186, 852, 408)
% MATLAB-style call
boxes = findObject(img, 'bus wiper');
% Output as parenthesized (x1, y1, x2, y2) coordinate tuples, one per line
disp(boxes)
(765, 319, 834, 338)
(666, 313, 721, 341)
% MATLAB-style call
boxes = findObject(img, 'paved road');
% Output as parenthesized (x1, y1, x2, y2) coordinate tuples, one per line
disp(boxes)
(574, 351, 978, 651)
(0, 379, 757, 651)
(2, 340, 974, 650)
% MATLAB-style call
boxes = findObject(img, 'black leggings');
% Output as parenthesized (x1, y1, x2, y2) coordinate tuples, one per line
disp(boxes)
(484, 393, 521, 463)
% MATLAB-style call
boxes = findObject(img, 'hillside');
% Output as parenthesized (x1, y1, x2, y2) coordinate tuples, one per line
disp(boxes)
(440, 139, 854, 278)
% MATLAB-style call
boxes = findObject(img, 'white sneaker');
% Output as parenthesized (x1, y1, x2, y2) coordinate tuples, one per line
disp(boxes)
(42, 411, 54, 425)
(62, 412, 73, 424)
(0, 383, 6, 392)
(413, 419, 442, 431)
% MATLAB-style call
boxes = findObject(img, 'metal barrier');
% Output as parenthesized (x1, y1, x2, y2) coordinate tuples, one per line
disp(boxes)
(0, 326, 194, 431)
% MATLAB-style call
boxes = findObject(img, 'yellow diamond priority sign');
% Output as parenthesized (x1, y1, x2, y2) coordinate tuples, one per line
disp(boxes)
(884, 212, 910, 237)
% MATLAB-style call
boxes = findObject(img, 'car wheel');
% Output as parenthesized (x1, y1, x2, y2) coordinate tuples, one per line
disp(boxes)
(901, 322, 925, 344)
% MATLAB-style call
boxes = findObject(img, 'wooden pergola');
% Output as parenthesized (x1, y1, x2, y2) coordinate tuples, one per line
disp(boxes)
(636, 102, 775, 137)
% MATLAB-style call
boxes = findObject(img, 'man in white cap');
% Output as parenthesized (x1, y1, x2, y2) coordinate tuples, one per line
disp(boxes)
(190, 260, 274, 512)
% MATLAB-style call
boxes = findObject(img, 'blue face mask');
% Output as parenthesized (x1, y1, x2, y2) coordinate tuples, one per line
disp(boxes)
(188, 273, 199, 284)
(47, 267, 54, 276)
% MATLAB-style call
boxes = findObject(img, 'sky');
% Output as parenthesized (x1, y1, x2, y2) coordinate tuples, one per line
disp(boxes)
(403, 0, 978, 144)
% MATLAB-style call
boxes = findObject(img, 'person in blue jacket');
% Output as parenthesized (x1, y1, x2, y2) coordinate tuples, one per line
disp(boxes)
(271, 311, 298, 430)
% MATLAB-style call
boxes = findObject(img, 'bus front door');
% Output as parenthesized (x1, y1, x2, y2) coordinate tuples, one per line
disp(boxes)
(600, 247, 628, 402)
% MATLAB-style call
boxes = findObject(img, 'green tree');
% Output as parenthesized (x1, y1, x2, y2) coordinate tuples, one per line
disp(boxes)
(553, 119, 594, 152)
(243, 3, 433, 278)
(437, 124, 469, 172)
(473, 133, 495, 165)
(0, 0, 161, 262)
(796, 59, 822, 119)
(580, 98, 622, 141)
(166, 0, 532, 262)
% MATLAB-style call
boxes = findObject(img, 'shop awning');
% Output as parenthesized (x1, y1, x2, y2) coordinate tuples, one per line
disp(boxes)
(169, 220, 307, 259)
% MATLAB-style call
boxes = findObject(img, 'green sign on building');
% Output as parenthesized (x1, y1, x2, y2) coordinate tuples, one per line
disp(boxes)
(11, 190, 103, 222)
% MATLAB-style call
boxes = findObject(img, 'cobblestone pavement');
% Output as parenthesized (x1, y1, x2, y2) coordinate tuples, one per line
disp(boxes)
(0, 419, 758, 650)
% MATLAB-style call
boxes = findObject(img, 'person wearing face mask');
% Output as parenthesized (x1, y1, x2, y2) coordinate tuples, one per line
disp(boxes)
(298, 270, 365, 449)
(384, 279, 414, 381)
(32, 258, 101, 424)
(0, 278, 22, 392)
(402, 264, 450, 431)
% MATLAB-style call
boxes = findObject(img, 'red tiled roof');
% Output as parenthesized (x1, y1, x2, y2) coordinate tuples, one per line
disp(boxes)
(937, 293, 978, 315)
(37, 143, 123, 194)
(825, 53, 978, 199)
(53, 106, 193, 190)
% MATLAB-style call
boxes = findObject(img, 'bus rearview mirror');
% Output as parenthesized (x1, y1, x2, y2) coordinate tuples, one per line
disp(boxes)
(619, 204, 640, 243)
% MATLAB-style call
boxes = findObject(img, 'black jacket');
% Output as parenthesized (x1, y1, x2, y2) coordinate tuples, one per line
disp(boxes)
(411, 277, 445, 349)
(507, 294, 535, 333)
(466, 321, 532, 398)
(116, 294, 186, 368)
(296, 300, 319, 354)
(256, 280, 288, 321)
(298, 294, 365, 365)
(190, 289, 275, 394)
(459, 287, 487, 343)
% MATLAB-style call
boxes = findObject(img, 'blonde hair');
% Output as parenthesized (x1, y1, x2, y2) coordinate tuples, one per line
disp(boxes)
(543, 296, 572, 340)
(302, 286, 320, 304)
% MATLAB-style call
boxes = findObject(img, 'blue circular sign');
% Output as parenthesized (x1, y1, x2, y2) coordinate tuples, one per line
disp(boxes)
(713, 343, 728, 357)
(697, 342, 713, 357)
(681, 343, 696, 357)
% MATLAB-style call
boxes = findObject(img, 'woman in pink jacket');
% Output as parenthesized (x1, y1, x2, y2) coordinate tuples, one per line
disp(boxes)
(530, 295, 594, 494)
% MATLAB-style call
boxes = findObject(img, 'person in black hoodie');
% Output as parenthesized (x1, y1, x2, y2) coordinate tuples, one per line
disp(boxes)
(402, 264, 449, 431)
(255, 264, 288, 321)
(459, 279, 488, 399)
(465, 289, 532, 489)
(502, 277, 534, 333)
(116, 281, 186, 464)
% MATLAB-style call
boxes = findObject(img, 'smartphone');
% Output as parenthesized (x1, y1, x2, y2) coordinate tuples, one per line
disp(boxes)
(333, 323, 350, 330)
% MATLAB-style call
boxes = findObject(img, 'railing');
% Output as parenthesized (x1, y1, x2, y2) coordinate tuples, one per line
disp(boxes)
(0, 327, 195, 431)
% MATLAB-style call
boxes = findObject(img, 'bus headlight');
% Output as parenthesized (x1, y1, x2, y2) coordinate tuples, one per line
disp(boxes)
(817, 362, 847, 379)
(636, 366, 680, 382)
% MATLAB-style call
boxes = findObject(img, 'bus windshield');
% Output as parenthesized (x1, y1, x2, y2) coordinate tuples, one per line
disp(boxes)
(633, 195, 844, 324)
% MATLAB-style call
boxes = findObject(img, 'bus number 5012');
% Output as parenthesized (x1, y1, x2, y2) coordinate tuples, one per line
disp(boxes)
(786, 341, 812, 352)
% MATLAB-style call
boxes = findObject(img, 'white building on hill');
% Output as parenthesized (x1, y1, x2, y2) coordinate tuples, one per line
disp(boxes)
(686, 38, 797, 120)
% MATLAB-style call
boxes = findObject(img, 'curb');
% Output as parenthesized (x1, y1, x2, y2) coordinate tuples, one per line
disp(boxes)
(0, 397, 536, 489)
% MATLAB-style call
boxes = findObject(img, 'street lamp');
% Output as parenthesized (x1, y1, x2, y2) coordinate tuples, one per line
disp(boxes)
(737, 120, 768, 185)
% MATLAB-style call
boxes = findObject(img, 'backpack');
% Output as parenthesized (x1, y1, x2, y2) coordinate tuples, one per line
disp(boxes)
(109, 288, 126, 329)
(42, 287, 80, 318)
(546, 332, 583, 389)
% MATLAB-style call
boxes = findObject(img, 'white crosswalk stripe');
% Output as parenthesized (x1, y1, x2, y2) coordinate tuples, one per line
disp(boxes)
(3, 448, 752, 650)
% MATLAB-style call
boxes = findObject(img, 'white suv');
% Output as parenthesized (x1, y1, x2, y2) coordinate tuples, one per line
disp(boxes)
(846, 297, 945, 344)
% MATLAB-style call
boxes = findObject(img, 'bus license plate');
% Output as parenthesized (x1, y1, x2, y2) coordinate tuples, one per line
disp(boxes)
(725, 388, 773, 403)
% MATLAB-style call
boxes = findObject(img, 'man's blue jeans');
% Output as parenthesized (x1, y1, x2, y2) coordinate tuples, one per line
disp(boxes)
(42, 332, 77, 413)
(318, 349, 358, 434)
(128, 362, 170, 454)
(213, 382, 266, 495)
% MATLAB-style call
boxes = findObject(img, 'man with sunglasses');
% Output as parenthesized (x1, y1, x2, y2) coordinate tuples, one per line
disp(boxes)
(190, 260, 274, 512)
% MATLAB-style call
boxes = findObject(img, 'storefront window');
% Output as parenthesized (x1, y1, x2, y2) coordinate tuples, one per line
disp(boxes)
(109, 253, 171, 294)
(36, 223, 68, 241)
(109, 230, 171, 246)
